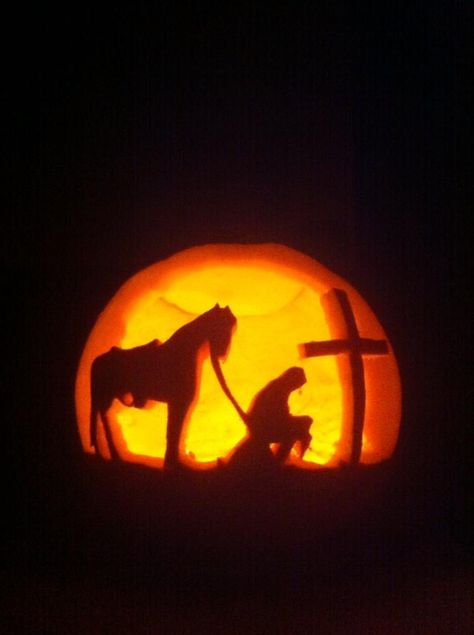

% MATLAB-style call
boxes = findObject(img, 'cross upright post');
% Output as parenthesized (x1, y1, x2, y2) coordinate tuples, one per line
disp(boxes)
(301, 288, 389, 466)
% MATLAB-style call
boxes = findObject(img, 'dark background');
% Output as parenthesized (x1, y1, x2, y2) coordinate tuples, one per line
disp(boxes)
(3, 5, 471, 633)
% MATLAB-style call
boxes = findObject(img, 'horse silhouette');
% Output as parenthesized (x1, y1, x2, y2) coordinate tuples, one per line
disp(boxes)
(90, 304, 237, 469)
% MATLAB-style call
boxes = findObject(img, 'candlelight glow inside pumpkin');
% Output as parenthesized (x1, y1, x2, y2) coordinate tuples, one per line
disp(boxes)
(75, 244, 401, 469)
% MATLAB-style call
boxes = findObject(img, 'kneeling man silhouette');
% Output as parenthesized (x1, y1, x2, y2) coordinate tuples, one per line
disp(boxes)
(229, 367, 313, 468)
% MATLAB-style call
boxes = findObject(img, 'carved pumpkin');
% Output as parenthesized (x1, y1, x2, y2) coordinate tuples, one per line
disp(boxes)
(75, 244, 401, 469)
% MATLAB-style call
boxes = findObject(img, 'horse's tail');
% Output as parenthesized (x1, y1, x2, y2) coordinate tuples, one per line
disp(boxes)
(90, 403, 99, 451)
(211, 352, 248, 424)
(89, 359, 100, 451)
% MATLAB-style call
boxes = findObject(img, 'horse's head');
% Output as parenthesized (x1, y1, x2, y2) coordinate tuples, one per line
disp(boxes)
(208, 304, 237, 360)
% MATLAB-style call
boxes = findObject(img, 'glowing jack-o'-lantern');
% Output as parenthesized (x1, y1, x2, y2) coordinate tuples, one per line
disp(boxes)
(75, 244, 401, 470)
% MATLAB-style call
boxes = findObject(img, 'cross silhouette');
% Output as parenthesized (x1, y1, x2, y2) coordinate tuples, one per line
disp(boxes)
(300, 288, 389, 465)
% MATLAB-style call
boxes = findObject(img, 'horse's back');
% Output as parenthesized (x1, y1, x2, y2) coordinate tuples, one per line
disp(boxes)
(91, 339, 162, 394)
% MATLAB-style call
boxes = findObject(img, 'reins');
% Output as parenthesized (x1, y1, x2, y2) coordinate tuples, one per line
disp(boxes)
(210, 353, 249, 424)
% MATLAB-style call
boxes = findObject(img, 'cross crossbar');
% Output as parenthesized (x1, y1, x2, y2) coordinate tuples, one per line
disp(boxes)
(302, 338, 388, 358)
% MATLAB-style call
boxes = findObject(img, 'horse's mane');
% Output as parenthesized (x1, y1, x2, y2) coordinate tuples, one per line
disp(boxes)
(175, 304, 246, 422)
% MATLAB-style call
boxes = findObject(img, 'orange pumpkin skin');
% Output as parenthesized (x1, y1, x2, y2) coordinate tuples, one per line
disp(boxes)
(75, 244, 401, 470)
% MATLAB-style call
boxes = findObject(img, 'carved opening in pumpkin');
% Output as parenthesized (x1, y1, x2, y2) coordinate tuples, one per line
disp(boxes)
(75, 244, 401, 470)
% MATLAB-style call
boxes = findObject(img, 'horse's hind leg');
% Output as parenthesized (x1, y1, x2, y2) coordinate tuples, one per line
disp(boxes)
(100, 410, 121, 460)
(164, 399, 191, 470)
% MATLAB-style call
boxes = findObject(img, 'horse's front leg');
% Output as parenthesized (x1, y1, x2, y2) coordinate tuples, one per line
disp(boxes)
(164, 396, 193, 470)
